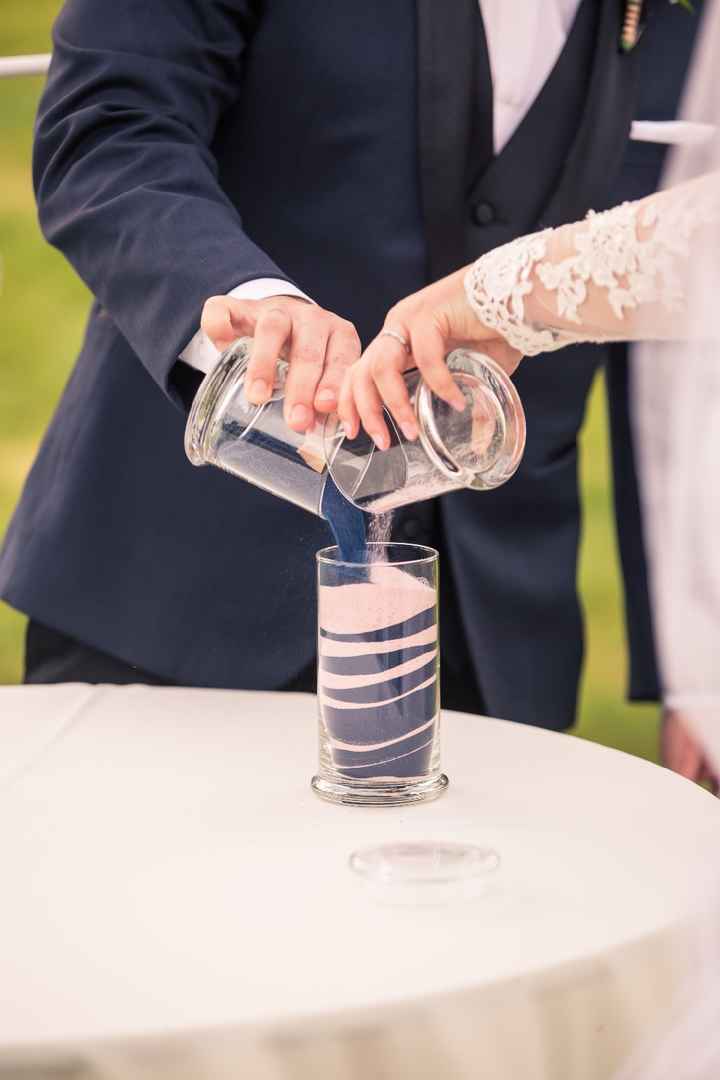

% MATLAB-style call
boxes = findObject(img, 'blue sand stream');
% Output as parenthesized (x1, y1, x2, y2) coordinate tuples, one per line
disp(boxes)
(320, 476, 368, 564)
(223, 416, 368, 563)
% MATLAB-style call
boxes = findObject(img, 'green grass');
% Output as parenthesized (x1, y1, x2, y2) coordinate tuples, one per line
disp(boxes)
(0, 4, 660, 762)
(576, 384, 660, 761)
(0, 2, 91, 684)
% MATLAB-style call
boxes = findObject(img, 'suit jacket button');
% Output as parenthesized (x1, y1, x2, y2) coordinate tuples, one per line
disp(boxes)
(472, 201, 496, 226)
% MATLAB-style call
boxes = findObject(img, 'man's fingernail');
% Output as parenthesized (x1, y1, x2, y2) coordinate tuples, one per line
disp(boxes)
(248, 379, 269, 402)
(316, 388, 336, 406)
(290, 404, 311, 428)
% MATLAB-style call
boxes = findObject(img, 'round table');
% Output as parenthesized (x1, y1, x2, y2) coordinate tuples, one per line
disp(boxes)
(0, 684, 718, 1080)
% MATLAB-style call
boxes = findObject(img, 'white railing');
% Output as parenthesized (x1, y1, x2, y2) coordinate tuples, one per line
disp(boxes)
(0, 54, 51, 79)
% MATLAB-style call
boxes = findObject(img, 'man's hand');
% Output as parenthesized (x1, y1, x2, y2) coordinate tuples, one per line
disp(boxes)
(338, 267, 522, 450)
(661, 708, 719, 794)
(201, 295, 361, 433)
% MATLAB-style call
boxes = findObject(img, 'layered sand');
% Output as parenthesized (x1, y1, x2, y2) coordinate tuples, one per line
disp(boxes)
(318, 565, 439, 779)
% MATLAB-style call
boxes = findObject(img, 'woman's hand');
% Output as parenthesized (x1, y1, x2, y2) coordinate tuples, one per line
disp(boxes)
(662, 709, 719, 794)
(337, 268, 521, 449)
(201, 294, 361, 433)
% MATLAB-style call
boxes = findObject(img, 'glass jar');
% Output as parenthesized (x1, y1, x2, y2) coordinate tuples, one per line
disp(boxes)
(184, 338, 525, 513)
(184, 338, 330, 515)
(324, 348, 525, 513)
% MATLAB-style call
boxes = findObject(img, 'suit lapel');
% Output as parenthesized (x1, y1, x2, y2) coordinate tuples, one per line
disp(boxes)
(541, 0, 643, 226)
(416, 0, 486, 281)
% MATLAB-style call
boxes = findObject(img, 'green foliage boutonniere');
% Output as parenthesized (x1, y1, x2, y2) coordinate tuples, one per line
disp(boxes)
(621, 0, 695, 53)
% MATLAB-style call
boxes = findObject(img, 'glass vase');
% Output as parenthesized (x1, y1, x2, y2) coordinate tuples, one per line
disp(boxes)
(312, 542, 447, 806)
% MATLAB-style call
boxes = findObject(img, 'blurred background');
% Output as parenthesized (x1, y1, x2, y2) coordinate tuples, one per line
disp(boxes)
(0, 0, 660, 761)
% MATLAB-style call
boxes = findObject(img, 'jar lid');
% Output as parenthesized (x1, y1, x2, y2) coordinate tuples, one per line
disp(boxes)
(349, 841, 501, 905)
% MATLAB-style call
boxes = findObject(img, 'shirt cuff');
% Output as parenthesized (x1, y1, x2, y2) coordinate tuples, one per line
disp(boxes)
(664, 694, 720, 712)
(179, 279, 312, 376)
(629, 120, 717, 147)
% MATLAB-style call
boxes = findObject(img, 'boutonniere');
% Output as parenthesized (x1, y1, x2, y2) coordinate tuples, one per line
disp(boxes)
(621, 0, 695, 52)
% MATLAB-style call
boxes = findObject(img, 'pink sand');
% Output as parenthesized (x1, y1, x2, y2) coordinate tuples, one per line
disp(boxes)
(318, 564, 436, 638)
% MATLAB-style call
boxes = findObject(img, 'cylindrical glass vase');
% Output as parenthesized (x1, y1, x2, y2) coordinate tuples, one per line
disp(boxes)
(312, 542, 447, 806)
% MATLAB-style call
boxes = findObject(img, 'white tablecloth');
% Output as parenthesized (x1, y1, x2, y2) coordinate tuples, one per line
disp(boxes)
(0, 684, 719, 1079)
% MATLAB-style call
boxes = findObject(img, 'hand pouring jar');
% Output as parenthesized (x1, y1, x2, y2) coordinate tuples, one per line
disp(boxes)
(184, 338, 526, 511)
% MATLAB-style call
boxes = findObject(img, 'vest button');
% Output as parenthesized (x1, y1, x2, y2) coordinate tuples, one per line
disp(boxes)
(472, 201, 496, 226)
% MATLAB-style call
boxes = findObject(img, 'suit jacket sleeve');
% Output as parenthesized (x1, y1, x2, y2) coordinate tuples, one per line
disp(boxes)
(33, 0, 292, 405)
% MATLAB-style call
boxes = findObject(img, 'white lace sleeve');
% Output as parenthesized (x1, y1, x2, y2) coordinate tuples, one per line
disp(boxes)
(464, 172, 720, 356)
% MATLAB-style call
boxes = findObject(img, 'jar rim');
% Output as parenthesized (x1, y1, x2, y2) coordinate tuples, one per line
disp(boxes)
(184, 338, 254, 466)
(317, 542, 439, 569)
(417, 348, 525, 488)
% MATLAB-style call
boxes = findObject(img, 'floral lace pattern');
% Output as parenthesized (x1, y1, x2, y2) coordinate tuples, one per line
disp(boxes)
(537, 203, 645, 325)
(463, 230, 560, 357)
(464, 177, 720, 356)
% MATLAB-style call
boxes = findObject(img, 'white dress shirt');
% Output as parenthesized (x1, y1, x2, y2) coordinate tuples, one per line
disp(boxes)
(481, 0, 581, 153)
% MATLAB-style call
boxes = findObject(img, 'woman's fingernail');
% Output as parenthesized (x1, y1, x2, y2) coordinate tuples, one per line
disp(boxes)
(400, 418, 419, 441)
(248, 379, 269, 402)
(451, 393, 466, 413)
(290, 404, 311, 428)
(370, 430, 390, 451)
(316, 388, 336, 406)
